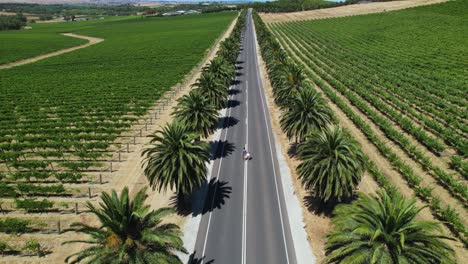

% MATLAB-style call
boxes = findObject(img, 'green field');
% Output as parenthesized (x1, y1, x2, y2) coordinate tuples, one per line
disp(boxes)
(0, 17, 133, 64)
(269, 0, 467, 247)
(0, 30, 88, 65)
(0, 12, 236, 180)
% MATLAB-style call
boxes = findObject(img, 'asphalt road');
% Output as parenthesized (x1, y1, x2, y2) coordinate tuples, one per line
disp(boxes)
(191, 10, 297, 264)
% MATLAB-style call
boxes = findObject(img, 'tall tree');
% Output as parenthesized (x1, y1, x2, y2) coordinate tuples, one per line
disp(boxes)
(297, 126, 366, 202)
(63, 187, 186, 264)
(172, 89, 219, 138)
(192, 72, 228, 110)
(280, 86, 332, 142)
(325, 190, 455, 264)
(273, 62, 307, 107)
(142, 122, 209, 199)
(203, 57, 234, 87)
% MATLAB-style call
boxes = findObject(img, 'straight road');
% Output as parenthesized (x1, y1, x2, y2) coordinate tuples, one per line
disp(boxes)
(192, 10, 297, 264)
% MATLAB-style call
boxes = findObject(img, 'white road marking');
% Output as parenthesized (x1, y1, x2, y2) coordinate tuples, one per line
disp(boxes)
(242, 80, 249, 264)
(201, 76, 238, 264)
(251, 13, 292, 264)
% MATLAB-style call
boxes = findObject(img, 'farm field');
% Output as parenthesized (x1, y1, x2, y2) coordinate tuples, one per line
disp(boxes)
(0, 11, 236, 261)
(263, 0, 467, 261)
(0, 17, 131, 64)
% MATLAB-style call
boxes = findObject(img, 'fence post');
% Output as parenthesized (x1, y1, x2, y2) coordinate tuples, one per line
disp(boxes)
(75, 203, 78, 215)
(99, 174, 103, 184)
(118, 152, 121, 162)
(57, 221, 61, 234)
(88, 187, 91, 198)
(110, 162, 113, 173)
(127, 143, 130, 152)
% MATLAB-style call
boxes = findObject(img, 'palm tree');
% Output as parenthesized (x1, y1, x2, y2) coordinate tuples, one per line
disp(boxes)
(203, 57, 234, 87)
(297, 126, 366, 203)
(218, 38, 240, 64)
(172, 89, 219, 138)
(142, 122, 209, 199)
(325, 190, 455, 264)
(63, 187, 186, 264)
(273, 63, 307, 107)
(192, 72, 228, 110)
(280, 86, 332, 142)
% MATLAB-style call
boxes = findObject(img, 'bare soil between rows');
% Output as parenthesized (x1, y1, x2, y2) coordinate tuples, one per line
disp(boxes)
(0, 16, 239, 264)
(270, 28, 467, 262)
(260, 0, 448, 23)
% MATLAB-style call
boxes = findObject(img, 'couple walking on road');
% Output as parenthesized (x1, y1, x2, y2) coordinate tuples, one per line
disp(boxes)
(242, 147, 252, 160)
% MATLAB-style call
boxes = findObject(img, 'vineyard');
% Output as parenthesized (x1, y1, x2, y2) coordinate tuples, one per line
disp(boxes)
(0, 12, 236, 261)
(261, 0, 467, 261)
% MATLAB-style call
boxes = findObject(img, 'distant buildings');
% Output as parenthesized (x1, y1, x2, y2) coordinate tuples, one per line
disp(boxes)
(162, 10, 201, 16)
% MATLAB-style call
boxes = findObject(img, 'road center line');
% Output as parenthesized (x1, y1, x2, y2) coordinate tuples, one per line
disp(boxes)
(251, 14, 292, 264)
(242, 80, 249, 264)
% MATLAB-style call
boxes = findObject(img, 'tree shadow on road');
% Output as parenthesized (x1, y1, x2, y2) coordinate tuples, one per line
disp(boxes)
(226, 99, 241, 109)
(188, 252, 214, 264)
(228, 88, 241, 95)
(210, 140, 235, 160)
(231, 79, 241, 86)
(216, 116, 239, 130)
(171, 179, 232, 217)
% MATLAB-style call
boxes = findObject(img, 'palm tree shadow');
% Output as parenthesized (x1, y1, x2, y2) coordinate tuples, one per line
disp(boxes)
(236, 66, 243, 71)
(188, 252, 214, 264)
(303, 195, 336, 216)
(231, 79, 241, 86)
(201, 179, 232, 215)
(171, 179, 232, 217)
(210, 140, 235, 160)
(228, 88, 241, 95)
(226, 99, 240, 109)
(303, 194, 357, 216)
(288, 142, 299, 158)
(216, 116, 239, 130)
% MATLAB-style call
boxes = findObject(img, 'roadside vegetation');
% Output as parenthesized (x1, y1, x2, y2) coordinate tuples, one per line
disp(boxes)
(0, 11, 238, 260)
(253, 2, 461, 260)
(0, 13, 27, 30)
(240, 0, 341, 13)
(63, 187, 186, 264)
(142, 10, 246, 208)
(269, 0, 468, 249)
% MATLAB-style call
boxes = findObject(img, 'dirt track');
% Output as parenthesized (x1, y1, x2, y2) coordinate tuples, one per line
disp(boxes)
(0, 16, 239, 264)
(0, 33, 104, 70)
(260, 0, 448, 23)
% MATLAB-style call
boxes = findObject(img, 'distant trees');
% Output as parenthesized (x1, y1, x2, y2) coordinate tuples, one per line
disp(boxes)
(0, 13, 26, 31)
(240, 0, 342, 13)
